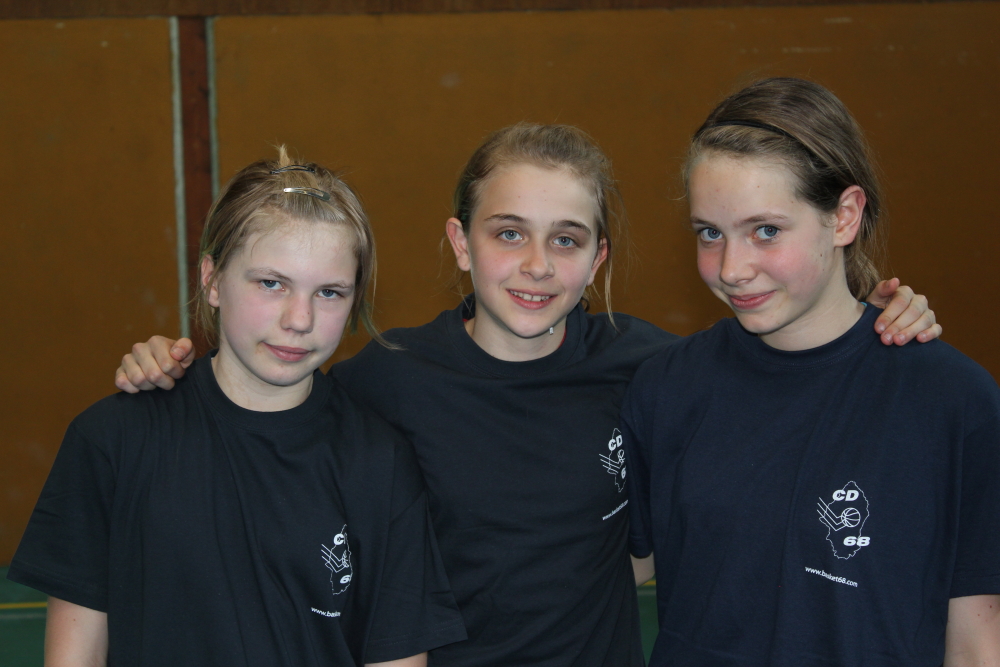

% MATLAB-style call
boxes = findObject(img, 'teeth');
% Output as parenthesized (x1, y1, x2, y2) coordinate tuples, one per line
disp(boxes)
(510, 291, 552, 303)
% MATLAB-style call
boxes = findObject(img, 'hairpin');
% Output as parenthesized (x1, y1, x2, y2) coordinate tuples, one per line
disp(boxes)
(270, 165, 315, 174)
(283, 187, 331, 202)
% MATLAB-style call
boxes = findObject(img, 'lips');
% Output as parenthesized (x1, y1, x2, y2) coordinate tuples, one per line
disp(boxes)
(507, 289, 555, 310)
(264, 343, 311, 362)
(727, 291, 774, 310)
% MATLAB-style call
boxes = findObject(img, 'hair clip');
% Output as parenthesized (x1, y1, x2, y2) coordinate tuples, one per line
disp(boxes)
(270, 165, 315, 174)
(283, 187, 331, 201)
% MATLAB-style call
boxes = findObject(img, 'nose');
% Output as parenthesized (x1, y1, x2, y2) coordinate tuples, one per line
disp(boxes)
(520, 239, 554, 280)
(719, 238, 756, 286)
(281, 293, 314, 333)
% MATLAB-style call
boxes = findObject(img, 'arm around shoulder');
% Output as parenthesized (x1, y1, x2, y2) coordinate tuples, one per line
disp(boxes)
(944, 594, 1000, 667)
(45, 597, 108, 667)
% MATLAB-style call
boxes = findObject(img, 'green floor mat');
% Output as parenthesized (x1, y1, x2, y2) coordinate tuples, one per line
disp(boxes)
(0, 566, 46, 667)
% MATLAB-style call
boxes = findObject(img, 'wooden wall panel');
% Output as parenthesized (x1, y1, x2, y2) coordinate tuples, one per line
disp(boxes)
(0, 19, 177, 562)
(213, 2, 1000, 377)
(0, 0, 978, 21)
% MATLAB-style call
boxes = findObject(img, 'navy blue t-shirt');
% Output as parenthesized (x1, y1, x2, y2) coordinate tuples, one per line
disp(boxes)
(9, 356, 466, 666)
(332, 296, 678, 667)
(623, 306, 1000, 666)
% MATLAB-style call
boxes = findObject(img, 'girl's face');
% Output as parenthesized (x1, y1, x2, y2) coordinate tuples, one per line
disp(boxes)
(688, 154, 863, 351)
(446, 164, 607, 361)
(204, 219, 357, 407)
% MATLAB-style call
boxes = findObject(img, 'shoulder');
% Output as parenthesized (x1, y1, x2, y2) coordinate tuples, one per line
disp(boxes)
(333, 310, 451, 376)
(883, 339, 1000, 411)
(629, 318, 731, 386)
(69, 381, 194, 444)
(576, 309, 681, 366)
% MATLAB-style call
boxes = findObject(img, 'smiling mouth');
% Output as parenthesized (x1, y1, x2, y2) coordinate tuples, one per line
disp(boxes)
(727, 292, 774, 309)
(265, 343, 310, 362)
(508, 289, 554, 304)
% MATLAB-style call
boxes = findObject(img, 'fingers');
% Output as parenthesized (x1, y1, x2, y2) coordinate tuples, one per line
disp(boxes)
(114, 366, 140, 394)
(874, 291, 941, 345)
(127, 344, 176, 390)
(866, 277, 900, 311)
(170, 337, 196, 368)
(873, 282, 913, 337)
(888, 311, 942, 345)
(147, 336, 186, 379)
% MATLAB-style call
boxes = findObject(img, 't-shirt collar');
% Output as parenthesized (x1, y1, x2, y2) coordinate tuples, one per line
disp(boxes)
(446, 293, 584, 378)
(192, 351, 332, 431)
(727, 303, 880, 370)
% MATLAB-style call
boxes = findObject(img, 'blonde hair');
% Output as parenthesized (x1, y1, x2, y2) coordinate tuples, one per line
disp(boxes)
(686, 78, 885, 299)
(194, 146, 387, 347)
(453, 123, 626, 321)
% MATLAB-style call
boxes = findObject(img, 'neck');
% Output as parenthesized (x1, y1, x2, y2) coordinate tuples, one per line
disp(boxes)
(464, 316, 565, 362)
(760, 281, 865, 352)
(211, 352, 312, 412)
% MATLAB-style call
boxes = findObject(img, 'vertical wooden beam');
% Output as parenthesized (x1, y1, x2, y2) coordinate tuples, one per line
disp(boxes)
(177, 17, 213, 354)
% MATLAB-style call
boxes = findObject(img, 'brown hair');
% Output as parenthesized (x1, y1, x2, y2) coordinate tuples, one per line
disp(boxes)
(452, 122, 625, 320)
(194, 146, 387, 347)
(686, 77, 885, 299)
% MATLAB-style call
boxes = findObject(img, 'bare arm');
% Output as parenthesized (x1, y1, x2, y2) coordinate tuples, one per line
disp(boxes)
(366, 653, 428, 667)
(632, 553, 655, 587)
(944, 594, 1000, 667)
(44, 597, 108, 667)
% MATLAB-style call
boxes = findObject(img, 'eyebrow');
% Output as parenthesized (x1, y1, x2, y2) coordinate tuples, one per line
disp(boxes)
(483, 213, 593, 236)
(690, 213, 791, 228)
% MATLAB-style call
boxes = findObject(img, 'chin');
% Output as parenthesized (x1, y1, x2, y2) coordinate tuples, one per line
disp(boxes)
(254, 362, 319, 388)
(733, 312, 784, 336)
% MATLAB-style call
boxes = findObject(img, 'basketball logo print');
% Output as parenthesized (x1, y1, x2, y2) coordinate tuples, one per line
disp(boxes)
(600, 428, 627, 493)
(817, 481, 871, 559)
(321, 525, 353, 595)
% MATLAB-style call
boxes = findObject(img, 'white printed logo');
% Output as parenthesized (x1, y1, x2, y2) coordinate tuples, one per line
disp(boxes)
(321, 525, 353, 595)
(600, 428, 627, 493)
(817, 481, 871, 559)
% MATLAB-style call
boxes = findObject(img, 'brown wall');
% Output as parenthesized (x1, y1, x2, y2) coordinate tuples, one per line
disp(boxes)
(2, 3, 999, 563)
(213, 2, 1000, 367)
(0, 18, 178, 563)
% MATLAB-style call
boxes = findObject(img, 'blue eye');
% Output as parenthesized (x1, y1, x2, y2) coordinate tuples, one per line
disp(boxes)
(319, 289, 341, 299)
(698, 228, 722, 241)
(755, 225, 779, 240)
(500, 230, 522, 241)
(554, 236, 576, 248)
(261, 280, 280, 290)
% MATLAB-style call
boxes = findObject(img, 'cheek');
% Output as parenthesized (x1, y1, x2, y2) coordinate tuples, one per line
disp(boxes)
(218, 287, 271, 337)
(765, 246, 827, 295)
(696, 246, 722, 285)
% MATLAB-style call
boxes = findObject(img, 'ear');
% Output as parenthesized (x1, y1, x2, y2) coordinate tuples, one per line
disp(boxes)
(833, 185, 866, 247)
(446, 217, 472, 272)
(586, 237, 610, 286)
(201, 254, 221, 308)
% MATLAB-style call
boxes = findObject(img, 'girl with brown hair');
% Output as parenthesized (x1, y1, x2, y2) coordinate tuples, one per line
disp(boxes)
(623, 78, 1000, 665)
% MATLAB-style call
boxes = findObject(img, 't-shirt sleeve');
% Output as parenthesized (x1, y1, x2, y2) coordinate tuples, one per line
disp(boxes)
(622, 363, 655, 559)
(7, 407, 117, 612)
(363, 437, 466, 662)
(950, 375, 1000, 598)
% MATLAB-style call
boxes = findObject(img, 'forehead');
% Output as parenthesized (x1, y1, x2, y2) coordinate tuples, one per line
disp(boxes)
(688, 154, 805, 223)
(475, 163, 599, 230)
(237, 218, 357, 268)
